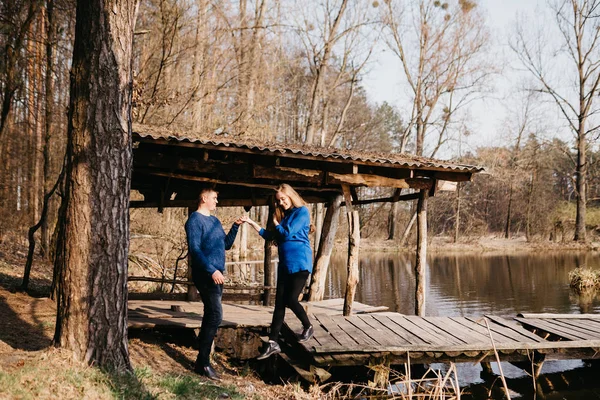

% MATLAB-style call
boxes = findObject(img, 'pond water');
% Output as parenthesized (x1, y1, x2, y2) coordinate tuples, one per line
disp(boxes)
(325, 252, 600, 399)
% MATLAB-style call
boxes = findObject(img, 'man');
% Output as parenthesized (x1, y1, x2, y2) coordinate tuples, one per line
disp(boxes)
(185, 188, 242, 380)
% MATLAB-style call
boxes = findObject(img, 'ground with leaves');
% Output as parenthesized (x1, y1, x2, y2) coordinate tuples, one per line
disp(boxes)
(0, 242, 317, 400)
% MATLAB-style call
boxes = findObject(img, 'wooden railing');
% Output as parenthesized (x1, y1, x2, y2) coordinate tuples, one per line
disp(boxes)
(128, 259, 279, 302)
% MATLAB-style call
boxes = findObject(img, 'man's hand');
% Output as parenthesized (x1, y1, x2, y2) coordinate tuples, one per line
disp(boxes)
(212, 270, 225, 285)
(234, 216, 244, 225)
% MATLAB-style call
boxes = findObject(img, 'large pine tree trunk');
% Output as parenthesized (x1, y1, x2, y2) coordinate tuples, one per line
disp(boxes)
(53, 0, 139, 370)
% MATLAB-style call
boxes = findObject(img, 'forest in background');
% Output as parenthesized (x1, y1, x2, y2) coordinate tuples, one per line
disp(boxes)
(3, 0, 600, 263)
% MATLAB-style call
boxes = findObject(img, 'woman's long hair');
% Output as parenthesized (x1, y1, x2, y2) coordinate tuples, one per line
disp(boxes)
(273, 184, 314, 233)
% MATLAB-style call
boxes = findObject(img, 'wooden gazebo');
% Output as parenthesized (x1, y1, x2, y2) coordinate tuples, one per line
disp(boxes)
(130, 127, 483, 316)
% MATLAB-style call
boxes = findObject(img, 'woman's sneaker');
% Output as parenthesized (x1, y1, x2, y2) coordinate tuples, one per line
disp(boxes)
(298, 325, 314, 342)
(257, 340, 281, 360)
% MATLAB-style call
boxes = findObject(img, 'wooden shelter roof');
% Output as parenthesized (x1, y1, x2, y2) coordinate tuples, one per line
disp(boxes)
(131, 127, 484, 208)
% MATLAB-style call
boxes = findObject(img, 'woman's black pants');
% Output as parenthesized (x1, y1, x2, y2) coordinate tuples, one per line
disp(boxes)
(269, 269, 311, 341)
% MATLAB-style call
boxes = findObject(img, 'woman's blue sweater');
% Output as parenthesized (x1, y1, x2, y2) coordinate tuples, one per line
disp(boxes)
(259, 206, 312, 274)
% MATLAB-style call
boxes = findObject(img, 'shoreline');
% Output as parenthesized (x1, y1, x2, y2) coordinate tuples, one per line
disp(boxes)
(344, 236, 600, 254)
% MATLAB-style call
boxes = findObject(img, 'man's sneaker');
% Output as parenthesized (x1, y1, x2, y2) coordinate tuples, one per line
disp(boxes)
(256, 340, 281, 360)
(298, 325, 314, 343)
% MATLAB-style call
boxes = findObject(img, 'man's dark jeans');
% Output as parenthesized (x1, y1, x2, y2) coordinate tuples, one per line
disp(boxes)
(195, 277, 223, 368)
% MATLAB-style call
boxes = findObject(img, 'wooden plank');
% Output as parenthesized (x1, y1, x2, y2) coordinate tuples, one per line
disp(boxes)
(546, 319, 600, 340)
(306, 316, 344, 350)
(420, 317, 481, 345)
(379, 314, 451, 344)
(314, 314, 359, 348)
(518, 313, 600, 319)
(429, 317, 497, 344)
(514, 318, 590, 341)
(318, 315, 377, 348)
(464, 317, 534, 343)
(371, 314, 433, 345)
(347, 315, 409, 347)
(485, 315, 547, 343)
(402, 315, 464, 345)
(314, 339, 600, 354)
(358, 314, 416, 346)
(335, 316, 385, 348)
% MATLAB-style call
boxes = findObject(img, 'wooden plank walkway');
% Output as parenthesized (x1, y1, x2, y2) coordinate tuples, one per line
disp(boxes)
(285, 312, 600, 367)
(127, 298, 387, 329)
(129, 300, 600, 368)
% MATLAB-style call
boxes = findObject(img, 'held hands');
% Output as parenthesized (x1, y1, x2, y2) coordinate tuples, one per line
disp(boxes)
(240, 215, 262, 232)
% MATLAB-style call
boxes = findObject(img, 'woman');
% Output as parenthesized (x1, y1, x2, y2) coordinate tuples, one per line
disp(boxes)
(242, 184, 314, 359)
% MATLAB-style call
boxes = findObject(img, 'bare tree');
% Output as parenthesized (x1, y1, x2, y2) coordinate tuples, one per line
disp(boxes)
(381, 0, 491, 156)
(54, 0, 139, 369)
(512, 0, 600, 242)
(381, 0, 491, 244)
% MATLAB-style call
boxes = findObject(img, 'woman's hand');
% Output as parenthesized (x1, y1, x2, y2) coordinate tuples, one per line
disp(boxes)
(241, 215, 261, 232)
(272, 214, 279, 227)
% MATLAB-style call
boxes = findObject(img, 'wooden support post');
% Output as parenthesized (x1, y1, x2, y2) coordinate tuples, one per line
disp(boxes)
(342, 185, 360, 317)
(308, 194, 342, 301)
(186, 207, 199, 301)
(415, 189, 428, 316)
(481, 361, 494, 377)
(263, 200, 276, 306)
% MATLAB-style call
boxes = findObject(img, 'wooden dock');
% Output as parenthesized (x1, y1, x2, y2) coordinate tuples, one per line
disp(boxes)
(285, 312, 600, 368)
(128, 299, 600, 374)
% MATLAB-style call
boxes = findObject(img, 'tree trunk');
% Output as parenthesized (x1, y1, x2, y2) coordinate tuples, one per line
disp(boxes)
(574, 129, 586, 242)
(415, 189, 428, 316)
(53, 0, 139, 370)
(400, 208, 417, 246)
(304, 0, 348, 145)
(504, 180, 514, 239)
(308, 194, 342, 301)
(526, 170, 536, 242)
(41, 0, 55, 257)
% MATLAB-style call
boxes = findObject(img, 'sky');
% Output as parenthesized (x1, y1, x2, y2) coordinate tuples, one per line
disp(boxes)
(361, 0, 543, 159)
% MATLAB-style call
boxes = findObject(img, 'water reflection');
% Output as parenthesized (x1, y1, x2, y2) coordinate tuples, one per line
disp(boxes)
(325, 252, 600, 315)
(325, 252, 600, 398)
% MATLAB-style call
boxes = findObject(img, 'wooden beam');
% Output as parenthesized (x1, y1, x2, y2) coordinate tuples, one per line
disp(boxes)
(415, 189, 428, 317)
(129, 195, 331, 208)
(134, 169, 340, 192)
(433, 171, 473, 182)
(252, 165, 323, 184)
(263, 201, 276, 306)
(339, 192, 419, 207)
(343, 210, 360, 317)
(329, 172, 410, 188)
(436, 180, 458, 192)
(406, 178, 434, 190)
(341, 184, 353, 212)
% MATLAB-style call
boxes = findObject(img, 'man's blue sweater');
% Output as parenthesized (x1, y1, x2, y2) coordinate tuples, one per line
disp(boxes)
(185, 212, 239, 283)
(259, 206, 312, 274)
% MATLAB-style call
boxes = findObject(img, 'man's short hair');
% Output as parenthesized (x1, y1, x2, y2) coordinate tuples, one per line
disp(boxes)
(198, 188, 218, 205)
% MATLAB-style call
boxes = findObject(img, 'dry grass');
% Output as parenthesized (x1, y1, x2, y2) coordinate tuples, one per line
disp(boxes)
(569, 267, 600, 291)
(318, 362, 462, 399)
